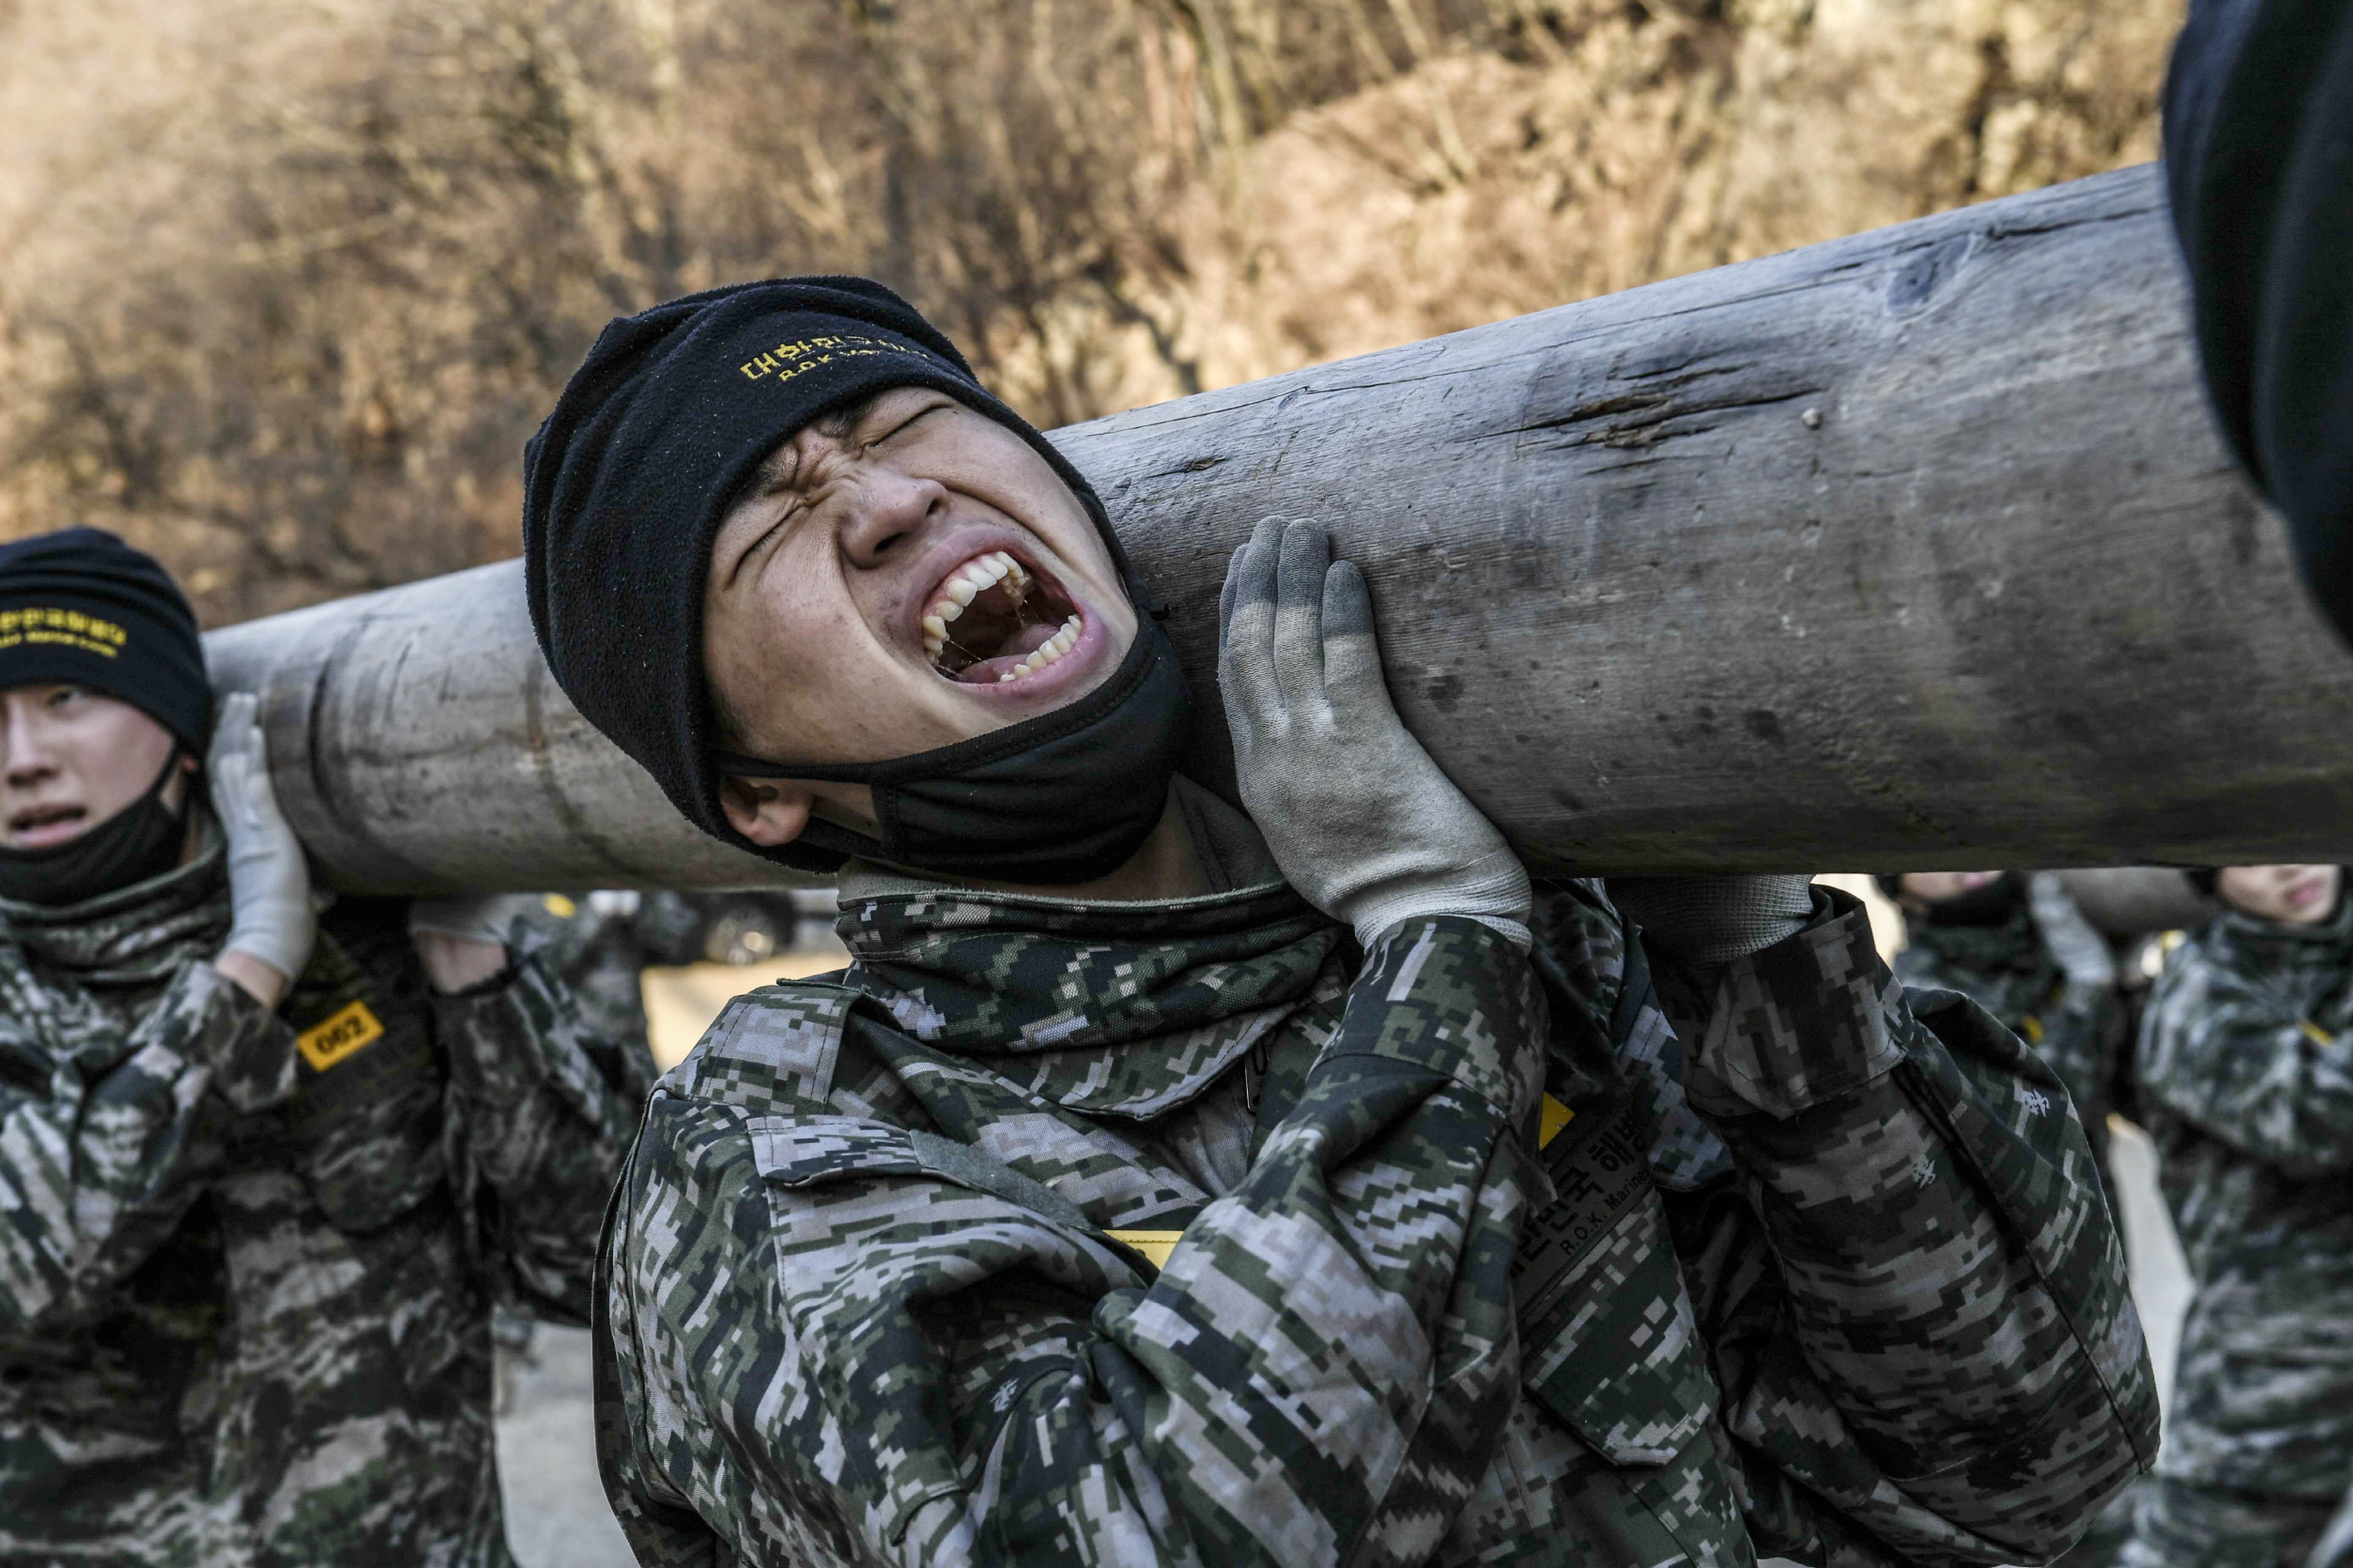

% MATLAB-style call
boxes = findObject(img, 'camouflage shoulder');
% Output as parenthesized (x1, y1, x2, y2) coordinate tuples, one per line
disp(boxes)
(657, 979, 861, 1118)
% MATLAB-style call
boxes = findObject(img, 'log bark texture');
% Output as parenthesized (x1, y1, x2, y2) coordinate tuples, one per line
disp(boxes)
(206, 163, 2353, 894)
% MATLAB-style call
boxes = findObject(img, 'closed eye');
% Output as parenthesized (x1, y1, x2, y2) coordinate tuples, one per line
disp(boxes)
(870, 403, 945, 446)
(725, 502, 804, 588)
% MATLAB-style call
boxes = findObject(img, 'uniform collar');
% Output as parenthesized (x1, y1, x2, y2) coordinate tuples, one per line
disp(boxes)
(0, 811, 229, 985)
(1906, 899, 2053, 979)
(2207, 886, 2353, 967)
(828, 784, 1341, 1118)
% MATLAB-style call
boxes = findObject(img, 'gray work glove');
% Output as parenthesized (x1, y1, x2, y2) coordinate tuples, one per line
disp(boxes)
(2027, 872, 2117, 993)
(407, 893, 540, 948)
(1219, 516, 1531, 951)
(208, 692, 316, 984)
(1608, 874, 1817, 969)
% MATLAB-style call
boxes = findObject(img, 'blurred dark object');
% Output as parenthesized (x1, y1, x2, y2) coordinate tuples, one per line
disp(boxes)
(2165, 0, 2353, 644)
(2055, 869, 2220, 938)
(522, 888, 833, 1051)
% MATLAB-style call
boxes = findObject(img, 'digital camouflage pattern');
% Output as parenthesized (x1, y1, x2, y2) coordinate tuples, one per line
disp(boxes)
(1893, 872, 2127, 1198)
(597, 811, 2156, 1567)
(0, 825, 651, 1566)
(2121, 894, 2353, 1568)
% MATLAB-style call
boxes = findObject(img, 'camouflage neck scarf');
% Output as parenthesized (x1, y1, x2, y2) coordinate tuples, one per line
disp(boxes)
(2209, 884, 2353, 972)
(0, 812, 228, 987)
(1900, 899, 2068, 1031)
(834, 878, 1345, 1061)
(1908, 899, 2052, 980)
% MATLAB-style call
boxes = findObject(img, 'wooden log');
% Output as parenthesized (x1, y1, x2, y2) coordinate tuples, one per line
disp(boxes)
(204, 163, 2353, 895)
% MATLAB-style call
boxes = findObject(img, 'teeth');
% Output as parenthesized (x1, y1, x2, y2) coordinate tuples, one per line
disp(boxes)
(998, 614, 1084, 682)
(922, 550, 1030, 661)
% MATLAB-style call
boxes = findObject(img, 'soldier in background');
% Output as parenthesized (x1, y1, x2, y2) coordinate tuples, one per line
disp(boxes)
(1884, 869, 2129, 1208)
(2124, 863, 2353, 1568)
(523, 886, 823, 1052)
(489, 884, 818, 1402)
(0, 529, 650, 1565)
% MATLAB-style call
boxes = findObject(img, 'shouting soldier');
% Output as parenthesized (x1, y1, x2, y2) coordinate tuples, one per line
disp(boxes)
(0, 529, 650, 1563)
(525, 278, 2158, 1566)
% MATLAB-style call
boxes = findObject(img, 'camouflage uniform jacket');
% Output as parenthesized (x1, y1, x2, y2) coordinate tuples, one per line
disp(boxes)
(1893, 875, 2127, 1178)
(2135, 896, 2353, 1500)
(0, 827, 653, 1566)
(596, 825, 2155, 1566)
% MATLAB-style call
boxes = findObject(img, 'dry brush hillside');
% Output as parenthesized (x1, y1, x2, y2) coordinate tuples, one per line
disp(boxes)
(0, 0, 2177, 624)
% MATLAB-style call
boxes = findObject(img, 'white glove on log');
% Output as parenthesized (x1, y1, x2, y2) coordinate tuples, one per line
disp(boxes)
(208, 693, 316, 984)
(1218, 516, 1530, 951)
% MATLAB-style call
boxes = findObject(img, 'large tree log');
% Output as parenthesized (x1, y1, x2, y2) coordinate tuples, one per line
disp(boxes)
(205, 163, 2353, 895)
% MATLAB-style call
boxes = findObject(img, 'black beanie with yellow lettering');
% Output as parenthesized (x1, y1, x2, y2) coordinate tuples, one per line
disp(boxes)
(0, 529, 212, 751)
(519, 275, 1130, 863)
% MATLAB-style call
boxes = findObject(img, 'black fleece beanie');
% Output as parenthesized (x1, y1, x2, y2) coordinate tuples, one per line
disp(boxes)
(0, 529, 211, 750)
(521, 276, 1132, 865)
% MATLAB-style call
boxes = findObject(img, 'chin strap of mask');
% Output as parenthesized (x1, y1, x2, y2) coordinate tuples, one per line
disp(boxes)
(0, 751, 189, 908)
(715, 618, 1193, 886)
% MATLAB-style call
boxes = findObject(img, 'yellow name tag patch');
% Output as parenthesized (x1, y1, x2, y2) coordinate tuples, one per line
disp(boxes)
(1539, 1093, 1576, 1149)
(298, 1001, 385, 1071)
(2303, 1020, 2336, 1049)
(1103, 1229, 1185, 1269)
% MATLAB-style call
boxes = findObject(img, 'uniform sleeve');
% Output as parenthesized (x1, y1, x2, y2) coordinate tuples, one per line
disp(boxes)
(1654, 888, 2160, 1568)
(2134, 950, 2353, 1178)
(0, 961, 294, 1336)
(434, 951, 654, 1323)
(603, 917, 1545, 1568)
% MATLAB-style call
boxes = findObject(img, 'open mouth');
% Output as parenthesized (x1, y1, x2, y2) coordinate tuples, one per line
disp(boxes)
(920, 548, 1087, 685)
(7, 803, 85, 846)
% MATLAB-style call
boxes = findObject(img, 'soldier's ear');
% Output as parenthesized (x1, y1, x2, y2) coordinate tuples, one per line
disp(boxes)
(719, 775, 819, 847)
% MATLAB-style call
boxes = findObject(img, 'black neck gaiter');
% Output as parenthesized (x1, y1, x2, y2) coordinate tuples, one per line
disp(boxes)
(0, 754, 188, 908)
(716, 618, 1192, 886)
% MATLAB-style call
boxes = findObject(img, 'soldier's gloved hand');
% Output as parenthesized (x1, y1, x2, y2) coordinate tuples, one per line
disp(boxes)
(1219, 516, 1530, 951)
(1607, 875, 1817, 969)
(2027, 872, 2117, 992)
(209, 693, 315, 987)
(408, 894, 535, 993)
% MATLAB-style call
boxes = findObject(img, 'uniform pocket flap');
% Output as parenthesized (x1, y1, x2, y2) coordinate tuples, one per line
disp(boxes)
(1521, 1200, 1716, 1466)
(301, 1077, 446, 1234)
(750, 1118, 1155, 1290)
(752, 1120, 1100, 1234)
(750, 1117, 928, 1188)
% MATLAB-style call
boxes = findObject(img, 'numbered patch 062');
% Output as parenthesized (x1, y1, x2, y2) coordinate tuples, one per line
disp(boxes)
(298, 1000, 385, 1071)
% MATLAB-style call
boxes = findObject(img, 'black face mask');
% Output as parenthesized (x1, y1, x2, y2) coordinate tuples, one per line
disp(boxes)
(717, 618, 1192, 886)
(1921, 871, 2027, 928)
(0, 752, 188, 908)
